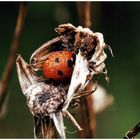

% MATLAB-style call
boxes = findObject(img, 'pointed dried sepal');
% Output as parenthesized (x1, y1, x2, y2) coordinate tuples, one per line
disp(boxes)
(30, 37, 60, 71)
(52, 111, 66, 138)
(16, 55, 38, 94)
(87, 33, 113, 84)
(34, 116, 56, 138)
(17, 23, 113, 139)
(63, 50, 89, 111)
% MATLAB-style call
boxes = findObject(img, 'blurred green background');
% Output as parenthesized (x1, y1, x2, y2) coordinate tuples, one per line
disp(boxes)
(0, 2, 140, 138)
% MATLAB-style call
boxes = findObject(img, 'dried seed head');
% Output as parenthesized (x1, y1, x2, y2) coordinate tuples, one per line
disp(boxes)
(16, 55, 68, 138)
(16, 55, 66, 116)
(25, 82, 66, 116)
(28, 23, 113, 112)
(16, 23, 113, 138)
(30, 24, 112, 91)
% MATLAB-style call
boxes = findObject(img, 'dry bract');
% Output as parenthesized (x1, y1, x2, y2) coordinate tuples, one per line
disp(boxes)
(16, 23, 112, 138)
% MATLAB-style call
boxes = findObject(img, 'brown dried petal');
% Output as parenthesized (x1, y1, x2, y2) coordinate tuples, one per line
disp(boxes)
(16, 55, 38, 94)
(55, 23, 76, 35)
(30, 37, 60, 71)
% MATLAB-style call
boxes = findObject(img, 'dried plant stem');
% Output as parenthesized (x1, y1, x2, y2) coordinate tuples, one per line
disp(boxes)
(77, 2, 85, 26)
(86, 95, 96, 136)
(0, 2, 27, 112)
(77, 1, 96, 138)
(77, 2, 91, 27)
(85, 1, 92, 28)
(79, 97, 96, 138)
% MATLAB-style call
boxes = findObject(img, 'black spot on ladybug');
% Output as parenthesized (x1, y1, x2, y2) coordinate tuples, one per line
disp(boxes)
(55, 58, 59, 63)
(67, 60, 74, 68)
(58, 70, 63, 76)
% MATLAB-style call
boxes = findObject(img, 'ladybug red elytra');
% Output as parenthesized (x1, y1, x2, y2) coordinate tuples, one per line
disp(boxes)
(43, 51, 75, 81)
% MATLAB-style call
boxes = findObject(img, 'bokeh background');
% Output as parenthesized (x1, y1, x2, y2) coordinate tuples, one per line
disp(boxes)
(0, 2, 140, 138)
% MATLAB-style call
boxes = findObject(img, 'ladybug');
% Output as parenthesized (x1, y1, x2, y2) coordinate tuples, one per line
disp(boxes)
(43, 51, 75, 81)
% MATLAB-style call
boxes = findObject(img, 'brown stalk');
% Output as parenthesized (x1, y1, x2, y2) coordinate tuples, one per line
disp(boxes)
(77, 2, 85, 26)
(0, 2, 27, 112)
(77, 1, 96, 138)
(85, 1, 92, 28)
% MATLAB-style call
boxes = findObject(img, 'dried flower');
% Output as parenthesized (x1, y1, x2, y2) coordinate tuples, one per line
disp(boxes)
(16, 23, 112, 138)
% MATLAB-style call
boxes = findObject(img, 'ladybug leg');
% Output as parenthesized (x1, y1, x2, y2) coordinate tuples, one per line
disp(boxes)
(30, 37, 60, 71)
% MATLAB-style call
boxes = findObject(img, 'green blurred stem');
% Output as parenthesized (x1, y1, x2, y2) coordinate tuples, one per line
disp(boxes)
(0, 2, 27, 112)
